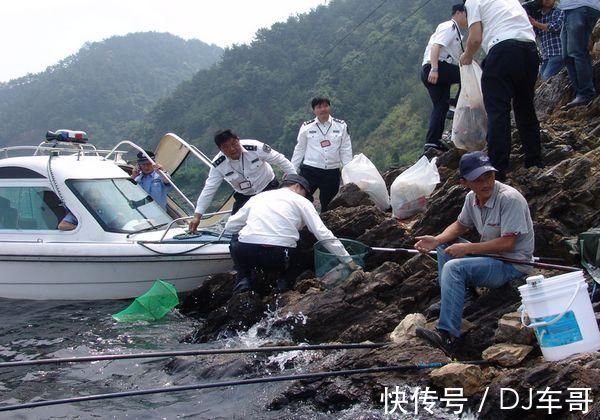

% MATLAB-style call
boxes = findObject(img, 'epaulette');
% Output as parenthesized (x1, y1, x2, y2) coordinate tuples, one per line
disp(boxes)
(302, 119, 314, 126)
(333, 117, 346, 124)
(243, 144, 257, 151)
(213, 155, 226, 167)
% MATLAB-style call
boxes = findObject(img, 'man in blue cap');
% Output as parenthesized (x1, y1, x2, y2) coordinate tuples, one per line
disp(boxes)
(413, 151, 535, 356)
(132, 150, 173, 210)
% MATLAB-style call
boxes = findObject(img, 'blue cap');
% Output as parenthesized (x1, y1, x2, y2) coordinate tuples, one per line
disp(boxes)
(459, 151, 497, 181)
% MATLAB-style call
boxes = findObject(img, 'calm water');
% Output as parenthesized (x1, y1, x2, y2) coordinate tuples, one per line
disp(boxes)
(0, 298, 393, 419)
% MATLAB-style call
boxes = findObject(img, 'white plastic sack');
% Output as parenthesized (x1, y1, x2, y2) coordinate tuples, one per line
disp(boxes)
(390, 156, 440, 219)
(341, 153, 390, 211)
(451, 62, 487, 151)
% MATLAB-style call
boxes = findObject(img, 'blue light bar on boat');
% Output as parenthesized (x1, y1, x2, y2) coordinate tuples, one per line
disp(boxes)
(46, 129, 89, 144)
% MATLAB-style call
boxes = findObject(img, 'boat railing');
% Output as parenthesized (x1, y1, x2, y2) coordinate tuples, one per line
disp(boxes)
(0, 142, 129, 161)
(104, 140, 200, 212)
(131, 210, 231, 244)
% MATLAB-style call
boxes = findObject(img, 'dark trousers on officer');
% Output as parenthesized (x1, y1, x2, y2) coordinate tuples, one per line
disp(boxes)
(421, 61, 461, 148)
(230, 241, 296, 293)
(481, 40, 541, 176)
(231, 177, 279, 215)
(299, 164, 340, 212)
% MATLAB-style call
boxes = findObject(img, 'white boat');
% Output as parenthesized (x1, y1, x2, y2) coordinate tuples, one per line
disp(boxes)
(0, 131, 233, 300)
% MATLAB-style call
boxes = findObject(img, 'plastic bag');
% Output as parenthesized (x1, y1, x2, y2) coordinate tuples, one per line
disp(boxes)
(341, 153, 390, 211)
(390, 156, 440, 219)
(452, 62, 487, 151)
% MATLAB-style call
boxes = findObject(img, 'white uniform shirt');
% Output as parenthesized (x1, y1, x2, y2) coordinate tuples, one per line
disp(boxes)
(194, 139, 296, 215)
(225, 188, 350, 260)
(291, 116, 353, 171)
(464, 0, 536, 54)
(422, 19, 464, 66)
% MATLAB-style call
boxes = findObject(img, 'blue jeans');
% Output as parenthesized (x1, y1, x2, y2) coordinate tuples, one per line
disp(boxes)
(561, 6, 600, 98)
(540, 56, 564, 81)
(436, 242, 525, 337)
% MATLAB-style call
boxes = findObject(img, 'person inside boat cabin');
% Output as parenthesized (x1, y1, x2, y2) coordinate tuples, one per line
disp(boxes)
(131, 150, 173, 210)
(58, 211, 78, 231)
(188, 129, 296, 233)
(224, 174, 358, 294)
(413, 151, 535, 356)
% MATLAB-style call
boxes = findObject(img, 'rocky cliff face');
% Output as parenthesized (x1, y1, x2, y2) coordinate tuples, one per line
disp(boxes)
(180, 45, 600, 417)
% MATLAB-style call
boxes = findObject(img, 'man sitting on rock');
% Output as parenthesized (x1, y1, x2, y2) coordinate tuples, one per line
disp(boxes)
(414, 151, 535, 356)
(224, 174, 357, 294)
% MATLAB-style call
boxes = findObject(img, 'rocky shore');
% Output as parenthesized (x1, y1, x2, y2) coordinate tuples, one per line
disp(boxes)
(180, 64, 600, 417)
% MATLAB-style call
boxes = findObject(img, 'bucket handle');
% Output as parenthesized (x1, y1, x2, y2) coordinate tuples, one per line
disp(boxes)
(519, 282, 582, 329)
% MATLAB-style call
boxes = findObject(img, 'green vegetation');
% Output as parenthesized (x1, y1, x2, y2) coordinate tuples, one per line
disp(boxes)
(139, 0, 456, 169)
(0, 32, 222, 147)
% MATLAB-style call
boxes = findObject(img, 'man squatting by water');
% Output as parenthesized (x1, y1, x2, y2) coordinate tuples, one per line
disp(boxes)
(225, 174, 358, 294)
(414, 152, 535, 356)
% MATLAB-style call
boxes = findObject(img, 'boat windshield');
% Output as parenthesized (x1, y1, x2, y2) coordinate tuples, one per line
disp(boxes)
(68, 179, 173, 233)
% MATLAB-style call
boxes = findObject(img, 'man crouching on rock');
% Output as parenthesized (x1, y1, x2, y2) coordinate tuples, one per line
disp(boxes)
(414, 151, 535, 356)
(224, 174, 358, 294)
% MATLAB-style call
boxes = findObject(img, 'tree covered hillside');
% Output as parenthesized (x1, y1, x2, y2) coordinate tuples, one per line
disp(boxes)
(141, 0, 456, 168)
(0, 32, 222, 147)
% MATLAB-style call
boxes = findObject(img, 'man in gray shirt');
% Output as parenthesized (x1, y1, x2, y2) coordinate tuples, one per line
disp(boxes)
(413, 151, 534, 356)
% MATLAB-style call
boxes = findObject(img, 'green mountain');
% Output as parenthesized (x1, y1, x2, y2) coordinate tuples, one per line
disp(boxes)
(140, 0, 457, 169)
(0, 32, 222, 147)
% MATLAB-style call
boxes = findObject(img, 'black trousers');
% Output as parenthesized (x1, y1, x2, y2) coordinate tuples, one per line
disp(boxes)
(481, 40, 541, 173)
(231, 177, 279, 215)
(299, 164, 340, 212)
(230, 241, 296, 291)
(421, 61, 461, 146)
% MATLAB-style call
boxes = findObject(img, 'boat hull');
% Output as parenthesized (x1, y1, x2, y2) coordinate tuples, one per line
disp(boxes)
(0, 252, 232, 300)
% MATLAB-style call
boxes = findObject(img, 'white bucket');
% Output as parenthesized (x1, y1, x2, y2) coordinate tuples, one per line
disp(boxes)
(518, 271, 600, 361)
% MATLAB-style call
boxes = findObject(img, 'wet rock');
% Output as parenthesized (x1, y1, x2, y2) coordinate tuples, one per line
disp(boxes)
(429, 363, 484, 396)
(494, 312, 536, 345)
(482, 343, 534, 367)
(477, 352, 600, 419)
(389, 313, 426, 343)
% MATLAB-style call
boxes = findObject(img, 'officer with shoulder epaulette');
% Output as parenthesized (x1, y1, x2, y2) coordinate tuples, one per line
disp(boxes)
(291, 97, 353, 212)
(189, 129, 296, 233)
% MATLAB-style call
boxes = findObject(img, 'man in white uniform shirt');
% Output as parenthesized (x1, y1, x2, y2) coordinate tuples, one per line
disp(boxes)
(225, 174, 356, 294)
(421, 4, 468, 152)
(460, 0, 543, 180)
(189, 129, 295, 233)
(291, 97, 353, 212)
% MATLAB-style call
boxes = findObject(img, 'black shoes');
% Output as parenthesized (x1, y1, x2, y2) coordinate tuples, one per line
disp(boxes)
(415, 327, 457, 357)
(562, 95, 593, 110)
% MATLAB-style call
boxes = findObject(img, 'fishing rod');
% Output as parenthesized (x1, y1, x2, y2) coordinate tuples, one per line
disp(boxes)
(0, 342, 387, 369)
(368, 246, 579, 272)
(0, 360, 490, 412)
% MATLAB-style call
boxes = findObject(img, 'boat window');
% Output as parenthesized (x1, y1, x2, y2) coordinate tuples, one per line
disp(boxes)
(0, 187, 64, 230)
(67, 178, 173, 233)
(0, 167, 46, 179)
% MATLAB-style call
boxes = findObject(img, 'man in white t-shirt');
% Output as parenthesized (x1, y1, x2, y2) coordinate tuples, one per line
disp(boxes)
(460, 0, 543, 180)
(225, 174, 356, 294)
(421, 4, 468, 152)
